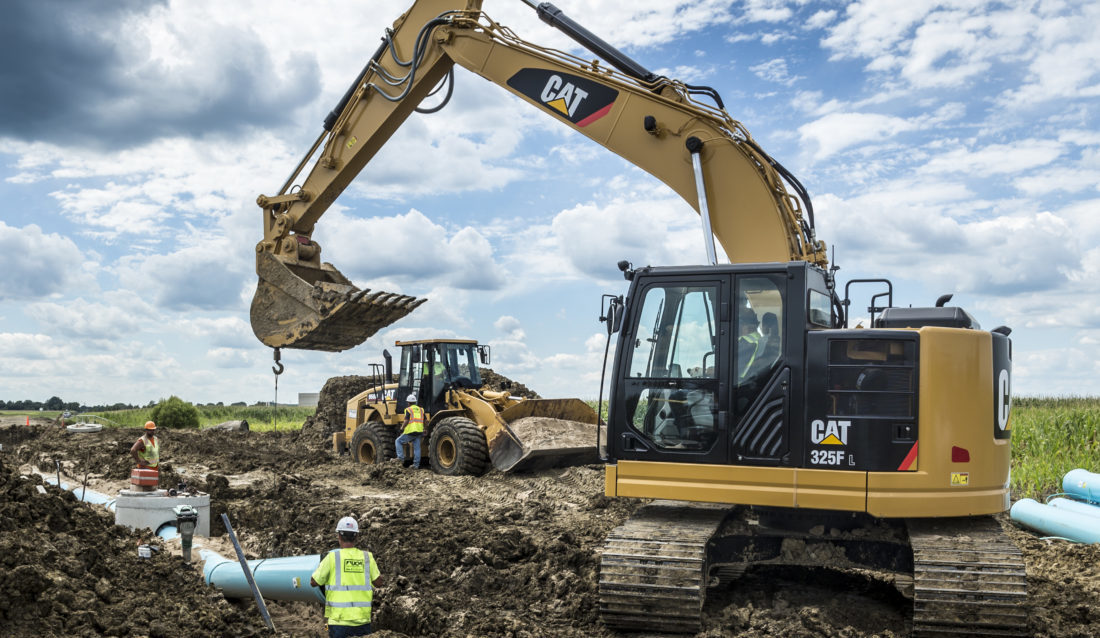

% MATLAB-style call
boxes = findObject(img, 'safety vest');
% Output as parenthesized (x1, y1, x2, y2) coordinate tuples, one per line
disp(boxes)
(316, 548, 376, 626)
(739, 332, 762, 378)
(138, 435, 159, 469)
(422, 362, 446, 377)
(403, 405, 425, 435)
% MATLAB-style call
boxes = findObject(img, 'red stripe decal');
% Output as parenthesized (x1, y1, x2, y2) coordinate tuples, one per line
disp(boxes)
(576, 102, 614, 128)
(897, 441, 918, 471)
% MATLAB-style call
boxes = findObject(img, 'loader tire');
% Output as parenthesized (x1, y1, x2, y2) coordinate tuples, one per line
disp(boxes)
(351, 420, 396, 465)
(429, 417, 490, 476)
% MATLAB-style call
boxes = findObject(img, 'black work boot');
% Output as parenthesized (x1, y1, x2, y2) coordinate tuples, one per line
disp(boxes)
(401, 458, 413, 468)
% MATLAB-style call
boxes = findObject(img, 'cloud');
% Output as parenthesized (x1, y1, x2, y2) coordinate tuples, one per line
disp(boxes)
(114, 233, 251, 312)
(750, 59, 804, 86)
(919, 139, 1064, 178)
(315, 208, 507, 291)
(0, 333, 64, 360)
(0, 222, 88, 300)
(822, 1, 1037, 89)
(0, 0, 319, 149)
(177, 316, 256, 349)
(503, 189, 712, 286)
(25, 298, 144, 340)
(798, 111, 918, 161)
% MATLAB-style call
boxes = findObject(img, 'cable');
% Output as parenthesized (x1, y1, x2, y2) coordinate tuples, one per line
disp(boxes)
(415, 68, 454, 114)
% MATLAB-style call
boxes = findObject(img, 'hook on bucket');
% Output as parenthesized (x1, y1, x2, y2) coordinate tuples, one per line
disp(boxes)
(272, 348, 284, 376)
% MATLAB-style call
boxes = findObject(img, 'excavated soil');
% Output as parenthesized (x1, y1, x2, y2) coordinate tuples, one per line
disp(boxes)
(298, 369, 541, 451)
(2, 422, 1098, 638)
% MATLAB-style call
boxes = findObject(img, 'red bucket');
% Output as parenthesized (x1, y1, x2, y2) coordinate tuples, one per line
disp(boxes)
(130, 468, 159, 490)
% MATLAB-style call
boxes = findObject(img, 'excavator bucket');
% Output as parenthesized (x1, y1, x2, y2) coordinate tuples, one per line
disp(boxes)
(250, 252, 427, 352)
(487, 398, 600, 472)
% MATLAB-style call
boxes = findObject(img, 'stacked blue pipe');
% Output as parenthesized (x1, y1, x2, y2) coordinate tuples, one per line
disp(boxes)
(1062, 468, 1100, 504)
(202, 550, 324, 603)
(1010, 468, 1100, 544)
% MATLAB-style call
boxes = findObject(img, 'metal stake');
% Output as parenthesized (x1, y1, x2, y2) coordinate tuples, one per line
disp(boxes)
(220, 513, 275, 632)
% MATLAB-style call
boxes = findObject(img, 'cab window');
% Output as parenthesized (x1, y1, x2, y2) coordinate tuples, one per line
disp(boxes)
(623, 284, 719, 451)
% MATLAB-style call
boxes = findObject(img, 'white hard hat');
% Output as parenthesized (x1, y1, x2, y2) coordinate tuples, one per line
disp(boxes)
(336, 516, 359, 534)
(406, 394, 417, 403)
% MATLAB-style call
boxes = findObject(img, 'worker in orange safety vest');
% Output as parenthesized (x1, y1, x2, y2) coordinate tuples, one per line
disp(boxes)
(130, 421, 160, 471)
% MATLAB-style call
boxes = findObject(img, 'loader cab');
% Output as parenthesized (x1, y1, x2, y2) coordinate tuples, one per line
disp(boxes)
(606, 262, 830, 467)
(394, 339, 488, 415)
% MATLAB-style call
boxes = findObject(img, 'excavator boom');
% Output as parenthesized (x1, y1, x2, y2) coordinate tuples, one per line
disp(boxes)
(251, 0, 824, 352)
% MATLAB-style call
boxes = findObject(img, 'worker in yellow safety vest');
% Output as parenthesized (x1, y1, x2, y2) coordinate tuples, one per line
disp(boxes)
(310, 516, 382, 637)
(396, 394, 424, 469)
(130, 421, 160, 471)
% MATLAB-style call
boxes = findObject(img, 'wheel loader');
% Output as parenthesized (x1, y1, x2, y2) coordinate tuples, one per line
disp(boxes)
(248, 1, 1027, 634)
(333, 339, 598, 475)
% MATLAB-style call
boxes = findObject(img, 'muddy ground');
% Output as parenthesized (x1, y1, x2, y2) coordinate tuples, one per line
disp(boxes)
(1, 420, 1098, 638)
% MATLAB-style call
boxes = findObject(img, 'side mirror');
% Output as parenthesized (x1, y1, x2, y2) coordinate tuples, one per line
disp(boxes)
(478, 345, 491, 365)
(602, 295, 624, 335)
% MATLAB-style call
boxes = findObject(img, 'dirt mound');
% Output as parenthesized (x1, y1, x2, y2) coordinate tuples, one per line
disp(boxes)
(298, 369, 541, 451)
(480, 368, 540, 398)
(298, 375, 377, 449)
(0, 456, 266, 637)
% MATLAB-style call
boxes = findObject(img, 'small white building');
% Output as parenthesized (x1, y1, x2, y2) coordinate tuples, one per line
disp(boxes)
(297, 392, 319, 407)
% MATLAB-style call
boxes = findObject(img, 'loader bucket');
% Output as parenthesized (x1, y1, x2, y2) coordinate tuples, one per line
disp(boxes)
(250, 252, 427, 352)
(487, 398, 599, 472)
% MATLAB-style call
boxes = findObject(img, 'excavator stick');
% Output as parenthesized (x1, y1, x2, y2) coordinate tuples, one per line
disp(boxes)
(250, 252, 426, 352)
(486, 398, 599, 472)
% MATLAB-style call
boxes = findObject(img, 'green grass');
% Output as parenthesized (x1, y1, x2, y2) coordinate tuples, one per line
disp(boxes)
(1010, 397, 1100, 500)
(1, 410, 65, 418)
(80, 405, 316, 432)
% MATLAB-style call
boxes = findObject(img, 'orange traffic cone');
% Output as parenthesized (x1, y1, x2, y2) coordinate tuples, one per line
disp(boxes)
(26, 416, 29, 426)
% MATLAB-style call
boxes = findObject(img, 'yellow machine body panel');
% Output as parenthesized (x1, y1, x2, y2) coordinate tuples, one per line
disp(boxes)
(606, 326, 1011, 520)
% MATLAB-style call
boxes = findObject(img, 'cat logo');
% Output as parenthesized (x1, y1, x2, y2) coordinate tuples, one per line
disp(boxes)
(950, 472, 970, 486)
(343, 557, 365, 573)
(810, 419, 851, 446)
(506, 68, 617, 128)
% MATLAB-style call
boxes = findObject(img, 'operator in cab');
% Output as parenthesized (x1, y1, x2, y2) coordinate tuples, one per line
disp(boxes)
(396, 395, 425, 469)
(311, 516, 383, 637)
(737, 307, 762, 379)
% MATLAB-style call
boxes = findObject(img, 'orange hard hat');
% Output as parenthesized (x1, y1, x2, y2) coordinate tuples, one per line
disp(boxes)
(144, 421, 157, 430)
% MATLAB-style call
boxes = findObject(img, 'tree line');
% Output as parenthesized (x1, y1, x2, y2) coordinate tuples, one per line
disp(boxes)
(0, 397, 253, 412)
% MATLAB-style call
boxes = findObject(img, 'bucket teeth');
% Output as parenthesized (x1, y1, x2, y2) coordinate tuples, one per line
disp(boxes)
(251, 253, 426, 352)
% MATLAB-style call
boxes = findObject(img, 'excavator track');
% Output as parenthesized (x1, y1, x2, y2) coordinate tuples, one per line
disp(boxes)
(907, 517, 1028, 637)
(598, 501, 728, 633)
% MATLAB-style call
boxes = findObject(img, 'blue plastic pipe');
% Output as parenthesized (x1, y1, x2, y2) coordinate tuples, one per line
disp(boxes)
(1062, 469, 1100, 504)
(1048, 497, 1100, 519)
(1010, 498, 1100, 544)
(46, 478, 117, 511)
(202, 550, 325, 603)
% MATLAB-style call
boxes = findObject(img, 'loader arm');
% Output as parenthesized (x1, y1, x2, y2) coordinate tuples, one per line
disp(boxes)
(252, 0, 825, 352)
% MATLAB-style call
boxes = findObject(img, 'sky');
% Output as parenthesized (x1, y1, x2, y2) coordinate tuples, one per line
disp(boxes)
(1, 0, 1098, 406)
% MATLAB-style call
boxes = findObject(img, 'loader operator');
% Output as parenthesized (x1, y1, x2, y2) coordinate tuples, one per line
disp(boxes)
(396, 395, 424, 469)
(130, 421, 160, 473)
(310, 516, 382, 637)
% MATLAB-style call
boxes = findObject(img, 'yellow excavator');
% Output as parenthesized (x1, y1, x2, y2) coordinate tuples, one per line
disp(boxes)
(336, 338, 598, 474)
(248, 1, 1025, 635)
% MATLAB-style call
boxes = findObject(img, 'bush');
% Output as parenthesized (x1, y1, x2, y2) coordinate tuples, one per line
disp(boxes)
(150, 396, 200, 430)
